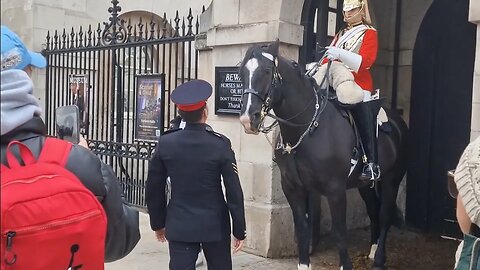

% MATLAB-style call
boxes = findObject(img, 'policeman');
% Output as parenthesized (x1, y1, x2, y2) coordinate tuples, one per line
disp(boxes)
(146, 79, 246, 270)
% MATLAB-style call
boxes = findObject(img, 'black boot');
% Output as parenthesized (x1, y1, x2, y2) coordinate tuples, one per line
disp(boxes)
(351, 99, 382, 181)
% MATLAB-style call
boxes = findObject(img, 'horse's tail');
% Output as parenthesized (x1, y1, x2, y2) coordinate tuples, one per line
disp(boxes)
(384, 108, 409, 229)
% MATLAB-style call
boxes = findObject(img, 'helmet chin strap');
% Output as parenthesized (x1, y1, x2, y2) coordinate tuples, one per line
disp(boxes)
(344, 5, 364, 26)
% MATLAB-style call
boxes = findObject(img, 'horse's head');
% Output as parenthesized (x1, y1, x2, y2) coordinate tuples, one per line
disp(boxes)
(239, 40, 280, 134)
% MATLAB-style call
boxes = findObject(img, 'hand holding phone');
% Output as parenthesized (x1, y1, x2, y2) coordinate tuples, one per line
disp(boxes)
(55, 105, 80, 144)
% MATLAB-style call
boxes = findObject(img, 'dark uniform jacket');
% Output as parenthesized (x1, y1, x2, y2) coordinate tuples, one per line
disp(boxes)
(146, 122, 246, 242)
(0, 117, 141, 262)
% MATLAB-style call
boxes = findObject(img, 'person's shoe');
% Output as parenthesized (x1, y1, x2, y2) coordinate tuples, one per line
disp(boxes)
(360, 162, 380, 181)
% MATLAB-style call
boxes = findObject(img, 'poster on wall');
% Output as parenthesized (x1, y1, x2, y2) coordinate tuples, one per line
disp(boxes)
(135, 74, 165, 142)
(215, 66, 243, 115)
(69, 74, 89, 134)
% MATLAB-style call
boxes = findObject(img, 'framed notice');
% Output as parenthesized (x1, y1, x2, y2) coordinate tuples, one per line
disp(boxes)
(134, 74, 165, 142)
(215, 66, 244, 115)
(69, 74, 89, 134)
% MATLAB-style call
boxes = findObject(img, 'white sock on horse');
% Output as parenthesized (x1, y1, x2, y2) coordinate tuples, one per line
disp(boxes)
(298, 264, 311, 270)
(369, 243, 378, 260)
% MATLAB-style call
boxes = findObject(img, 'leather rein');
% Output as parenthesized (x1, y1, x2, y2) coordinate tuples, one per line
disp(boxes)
(242, 56, 331, 154)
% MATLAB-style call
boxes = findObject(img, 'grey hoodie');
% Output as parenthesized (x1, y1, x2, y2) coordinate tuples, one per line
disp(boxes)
(1, 69, 42, 135)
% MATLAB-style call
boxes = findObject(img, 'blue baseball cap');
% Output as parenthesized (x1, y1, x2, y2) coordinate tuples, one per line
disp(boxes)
(1, 25, 46, 71)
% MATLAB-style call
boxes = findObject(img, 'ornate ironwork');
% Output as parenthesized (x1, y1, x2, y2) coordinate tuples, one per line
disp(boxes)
(42, 1, 205, 209)
(88, 140, 156, 160)
(102, 0, 128, 45)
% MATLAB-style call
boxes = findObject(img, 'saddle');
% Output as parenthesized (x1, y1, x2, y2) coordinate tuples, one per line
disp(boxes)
(308, 79, 392, 177)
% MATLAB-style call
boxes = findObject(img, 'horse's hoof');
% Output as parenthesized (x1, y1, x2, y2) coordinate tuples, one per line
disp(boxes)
(368, 244, 378, 260)
(298, 264, 311, 270)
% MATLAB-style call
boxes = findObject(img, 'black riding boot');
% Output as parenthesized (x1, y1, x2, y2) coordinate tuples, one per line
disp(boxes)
(352, 99, 382, 181)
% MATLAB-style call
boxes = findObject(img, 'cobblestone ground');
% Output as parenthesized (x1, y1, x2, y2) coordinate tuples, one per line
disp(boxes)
(106, 214, 458, 270)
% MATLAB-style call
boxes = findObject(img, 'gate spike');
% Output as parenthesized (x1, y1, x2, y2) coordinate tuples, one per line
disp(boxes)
(138, 17, 144, 40)
(46, 31, 51, 50)
(149, 17, 156, 40)
(174, 11, 180, 37)
(181, 17, 186, 37)
(96, 23, 102, 46)
(202, 5, 206, 13)
(78, 26, 84, 48)
(53, 30, 58, 50)
(61, 28, 67, 49)
(87, 25, 93, 47)
(127, 18, 133, 42)
(187, 8, 194, 36)
(161, 13, 168, 38)
(195, 15, 200, 35)
(70, 27, 75, 49)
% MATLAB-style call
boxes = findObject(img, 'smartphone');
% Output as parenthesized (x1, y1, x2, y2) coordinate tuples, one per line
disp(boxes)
(55, 105, 80, 144)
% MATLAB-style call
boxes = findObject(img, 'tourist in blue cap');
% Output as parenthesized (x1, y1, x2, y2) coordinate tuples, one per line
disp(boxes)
(1, 25, 140, 263)
(146, 79, 247, 270)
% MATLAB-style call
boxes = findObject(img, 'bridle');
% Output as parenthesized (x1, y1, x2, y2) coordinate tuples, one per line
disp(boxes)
(241, 52, 332, 154)
(241, 54, 283, 133)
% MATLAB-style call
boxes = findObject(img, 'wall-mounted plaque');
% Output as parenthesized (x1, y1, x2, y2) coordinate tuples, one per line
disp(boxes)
(215, 66, 243, 115)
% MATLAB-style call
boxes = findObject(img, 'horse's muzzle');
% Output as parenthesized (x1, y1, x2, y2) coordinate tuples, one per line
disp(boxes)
(239, 115, 260, 134)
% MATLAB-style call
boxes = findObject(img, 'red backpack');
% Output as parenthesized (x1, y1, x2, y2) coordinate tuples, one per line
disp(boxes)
(1, 138, 107, 269)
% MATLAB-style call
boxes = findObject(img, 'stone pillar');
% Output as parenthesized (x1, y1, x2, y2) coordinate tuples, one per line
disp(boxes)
(196, 0, 304, 258)
(470, 0, 480, 140)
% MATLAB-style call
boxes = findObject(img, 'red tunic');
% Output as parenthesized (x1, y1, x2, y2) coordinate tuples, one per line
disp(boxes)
(324, 26, 378, 92)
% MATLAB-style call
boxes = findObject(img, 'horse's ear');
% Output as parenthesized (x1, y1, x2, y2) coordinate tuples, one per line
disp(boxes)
(266, 39, 280, 58)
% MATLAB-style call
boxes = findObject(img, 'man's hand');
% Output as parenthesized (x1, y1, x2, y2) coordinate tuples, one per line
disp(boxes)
(232, 237, 244, 254)
(155, 228, 166, 242)
(325, 46, 344, 61)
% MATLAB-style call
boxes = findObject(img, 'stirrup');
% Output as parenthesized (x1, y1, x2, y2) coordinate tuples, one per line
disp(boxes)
(360, 163, 380, 181)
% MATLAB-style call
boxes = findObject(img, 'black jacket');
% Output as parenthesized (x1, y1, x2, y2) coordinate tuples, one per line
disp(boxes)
(0, 117, 140, 262)
(146, 123, 246, 242)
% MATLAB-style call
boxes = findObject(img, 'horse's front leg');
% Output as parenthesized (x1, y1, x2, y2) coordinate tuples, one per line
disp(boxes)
(327, 190, 353, 270)
(282, 181, 311, 270)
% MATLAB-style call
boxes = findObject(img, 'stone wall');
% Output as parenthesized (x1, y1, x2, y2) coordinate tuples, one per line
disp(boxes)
(371, 0, 433, 124)
(196, 0, 302, 257)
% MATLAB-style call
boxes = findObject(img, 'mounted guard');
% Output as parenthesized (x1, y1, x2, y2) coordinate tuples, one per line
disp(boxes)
(310, 0, 381, 181)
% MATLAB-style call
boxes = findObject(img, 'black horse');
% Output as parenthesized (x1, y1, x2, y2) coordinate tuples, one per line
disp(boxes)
(239, 41, 408, 270)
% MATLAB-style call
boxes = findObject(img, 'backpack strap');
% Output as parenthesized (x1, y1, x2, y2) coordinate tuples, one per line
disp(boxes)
(38, 138, 72, 166)
(5, 141, 37, 169)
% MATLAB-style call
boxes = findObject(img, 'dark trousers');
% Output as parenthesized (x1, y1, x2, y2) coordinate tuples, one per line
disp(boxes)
(168, 238, 232, 270)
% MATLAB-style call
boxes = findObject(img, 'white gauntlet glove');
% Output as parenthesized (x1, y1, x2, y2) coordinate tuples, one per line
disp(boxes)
(325, 46, 362, 73)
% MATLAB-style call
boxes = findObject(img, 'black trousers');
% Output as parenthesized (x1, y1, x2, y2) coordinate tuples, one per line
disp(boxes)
(168, 238, 232, 270)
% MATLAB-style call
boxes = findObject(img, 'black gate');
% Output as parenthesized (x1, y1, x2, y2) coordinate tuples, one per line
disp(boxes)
(42, 0, 202, 210)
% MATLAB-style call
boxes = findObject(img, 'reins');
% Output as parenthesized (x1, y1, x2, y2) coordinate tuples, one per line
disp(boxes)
(256, 56, 332, 154)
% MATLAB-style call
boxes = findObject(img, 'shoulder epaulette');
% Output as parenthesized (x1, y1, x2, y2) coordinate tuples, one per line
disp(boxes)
(163, 128, 181, 135)
(205, 126, 228, 141)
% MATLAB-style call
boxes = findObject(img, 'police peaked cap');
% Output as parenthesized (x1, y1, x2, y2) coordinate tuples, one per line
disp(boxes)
(171, 80, 212, 111)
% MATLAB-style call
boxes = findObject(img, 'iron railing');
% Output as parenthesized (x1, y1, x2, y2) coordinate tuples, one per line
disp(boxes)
(43, 0, 203, 210)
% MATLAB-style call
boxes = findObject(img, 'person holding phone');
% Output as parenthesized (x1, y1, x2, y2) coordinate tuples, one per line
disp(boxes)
(0, 25, 140, 262)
